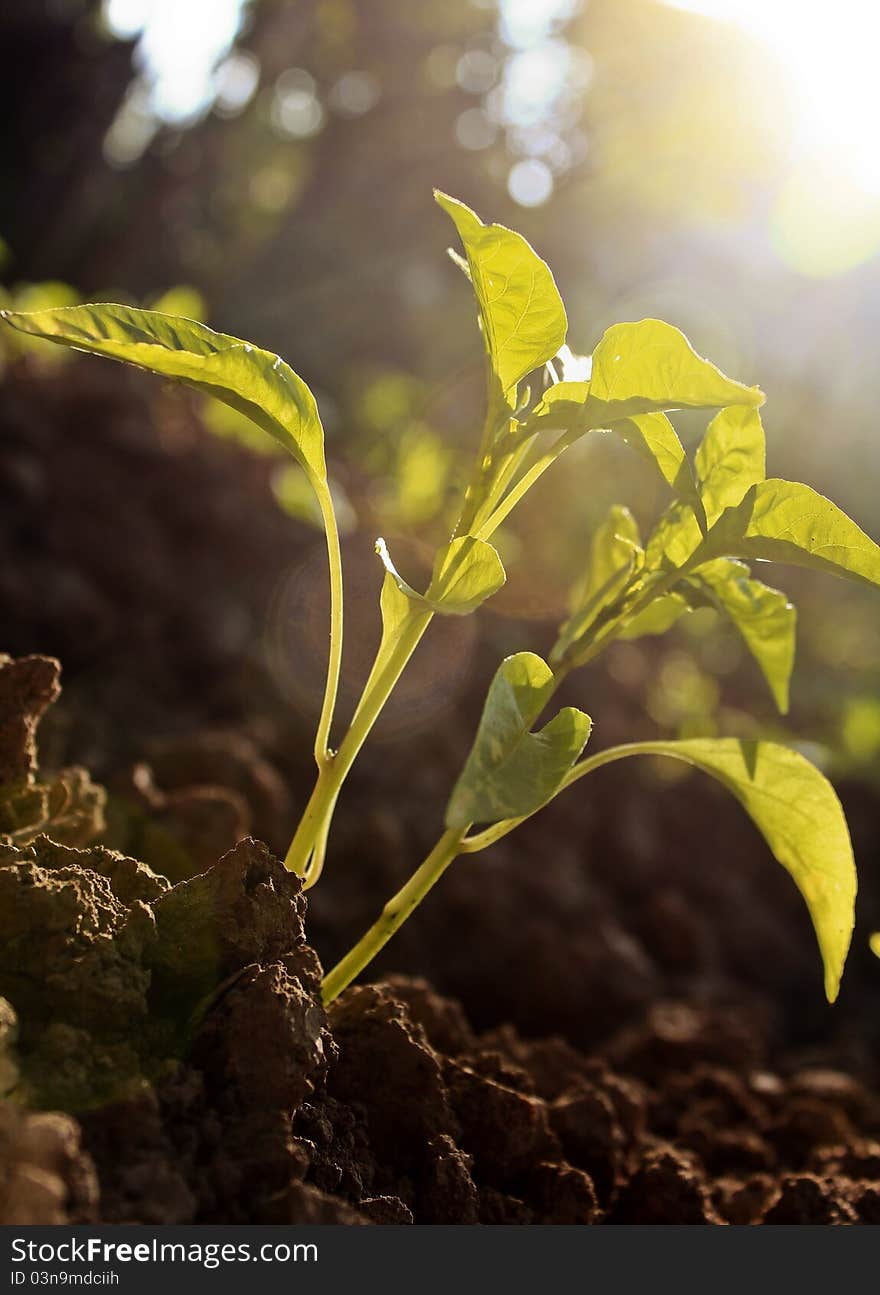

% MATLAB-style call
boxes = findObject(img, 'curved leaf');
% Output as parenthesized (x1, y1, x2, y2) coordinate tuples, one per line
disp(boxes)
(645, 499, 705, 571)
(690, 559, 795, 713)
(700, 479, 880, 590)
(376, 534, 505, 616)
(696, 405, 766, 525)
(533, 321, 763, 432)
(1, 303, 326, 480)
(583, 739, 854, 1002)
(446, 653, 591, 828)
(588, 320, 764, 415)
(618, 592, 690, 640)
(529, 380, 591, 429)
(435, 192, 567, 398)
(613, 411, 695, 496)
(426, 535, 507, 613)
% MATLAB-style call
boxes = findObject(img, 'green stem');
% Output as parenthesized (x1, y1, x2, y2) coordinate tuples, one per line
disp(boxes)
(475, 427, 576, 541)
(455, 393, 509, 536)
(303, 814, 332, 891)
(313, 479, 345, 763)
(284, 600, 433, 875)
(321, 827, 465, 1003)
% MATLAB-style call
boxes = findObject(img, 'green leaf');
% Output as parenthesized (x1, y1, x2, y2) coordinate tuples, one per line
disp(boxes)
(698, 479, 880, 591)
(1, 303, 326, 481)
(375, 565, 416, 659)
(612, 411, 697, 497)
(426, 535, 507, 613)
(435, 192, 567, 398)
(446, 652, 591, 828)
(607, 739, 855, 1002)
(689, 559, 795, 713)
(696, 405, 766, 525)
(529, 380, 591, 429)
(553, 506, 642, 662)
(644, 499, 705, 572)
(531, 321, 764, 434)
(618, 592, 690, 640)
(376, 534, 505, 616)
(588, 320, 764, 417)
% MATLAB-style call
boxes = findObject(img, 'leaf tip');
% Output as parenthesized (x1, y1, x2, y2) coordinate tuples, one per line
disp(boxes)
(434, 189, 459, 215)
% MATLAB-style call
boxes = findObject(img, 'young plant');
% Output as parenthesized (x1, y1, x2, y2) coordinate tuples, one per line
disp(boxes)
(5, 192, 880, 1008)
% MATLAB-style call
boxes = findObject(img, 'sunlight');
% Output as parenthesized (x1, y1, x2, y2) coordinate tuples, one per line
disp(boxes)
(104, 0, 247, 121)
(666, 0, 880, 273)
(667, 0, 880, 195)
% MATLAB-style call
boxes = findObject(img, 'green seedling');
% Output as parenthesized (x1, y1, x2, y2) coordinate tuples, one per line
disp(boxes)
(6, 192, 880, 1007)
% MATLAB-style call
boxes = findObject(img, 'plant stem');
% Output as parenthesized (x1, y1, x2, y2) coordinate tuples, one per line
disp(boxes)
(303, 814, 331, 889)
(296, 413, 582, 873)
(313, 479, 344, 763)
(475, 428, 576, 541)
(321, 827, 465, 1003)
(284, 600, 433, 875)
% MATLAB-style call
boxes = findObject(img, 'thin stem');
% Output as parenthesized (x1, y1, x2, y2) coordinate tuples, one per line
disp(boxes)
(303, 814, 331, 891)
(467, 431, 537, 536)
(284, 600, 433, 874)
(284, 760, 339, 877)
(313, 479, 344, 763)
(332, 600, 433, 782)
(321, 827, 465, 1003)
(475, 427, 576, 541)
(455, 392, 508, 536)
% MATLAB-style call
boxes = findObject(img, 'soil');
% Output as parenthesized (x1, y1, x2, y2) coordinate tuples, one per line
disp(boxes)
(2, 356, 880, 1225)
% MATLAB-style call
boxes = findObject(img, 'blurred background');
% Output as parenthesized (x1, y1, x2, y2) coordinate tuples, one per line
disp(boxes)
(4, 0, 880, 756)
(2, 0, 880, 1036)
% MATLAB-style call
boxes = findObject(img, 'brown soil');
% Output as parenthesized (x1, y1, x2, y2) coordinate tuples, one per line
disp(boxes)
(2, 357, 880, 1224)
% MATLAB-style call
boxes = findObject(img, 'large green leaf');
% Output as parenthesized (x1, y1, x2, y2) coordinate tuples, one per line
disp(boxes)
(553, 506, 642, 663)
(376, 534, 505, 616)
(697, 479, 880, 590)
(689, 559, 795, 712)
(446, 653, 591, 828)
(531, 321, 764, 435)
(1, 303, 326, 480)
(696, 405, 766, 526)
(435, 192, 567, 398)
(595, 739, 855, 1002)
(589, 321, 764, 416)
